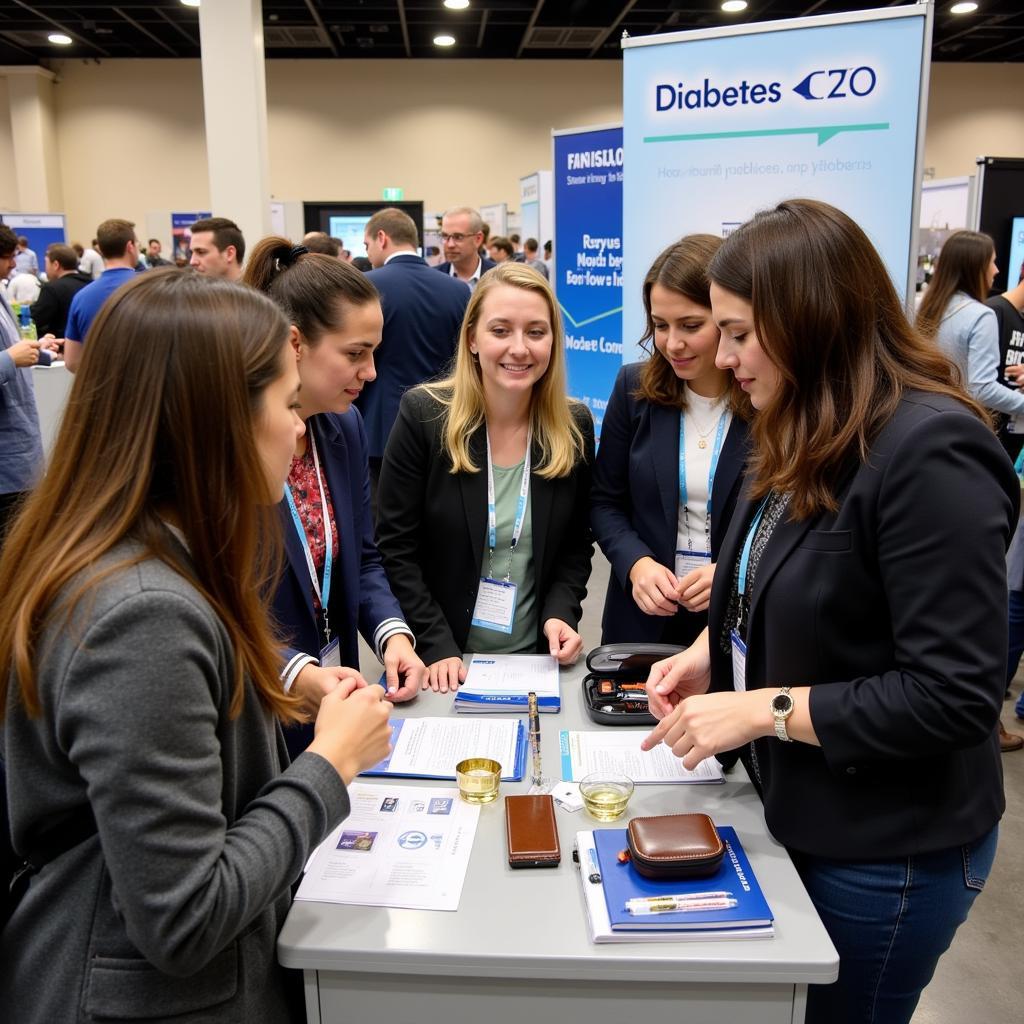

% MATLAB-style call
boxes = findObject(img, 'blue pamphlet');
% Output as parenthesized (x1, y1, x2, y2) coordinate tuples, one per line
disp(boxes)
(593, 826, 773, 931)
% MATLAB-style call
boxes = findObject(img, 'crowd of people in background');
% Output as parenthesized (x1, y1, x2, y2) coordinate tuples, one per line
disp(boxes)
(2, 199, 1023, 1024)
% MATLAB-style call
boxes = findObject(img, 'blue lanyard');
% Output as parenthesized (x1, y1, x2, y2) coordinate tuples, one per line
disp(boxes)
(485, 426, 532, 582)
(284, 431, 333, 642)
(678, 408, 729, 554)
(737, 495, 772, 600)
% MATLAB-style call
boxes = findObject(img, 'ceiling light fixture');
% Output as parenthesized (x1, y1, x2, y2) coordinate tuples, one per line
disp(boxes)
(47, 33, 73, 45)
(721, 0, 748, 12)
(950, 2, 978, 12)
(434, 34, 456, 47)
(181, 0, 201, 9)
(444, 0, 471, 10)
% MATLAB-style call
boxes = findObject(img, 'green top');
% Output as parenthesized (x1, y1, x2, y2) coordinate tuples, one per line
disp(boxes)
(465, 460, 538, 655)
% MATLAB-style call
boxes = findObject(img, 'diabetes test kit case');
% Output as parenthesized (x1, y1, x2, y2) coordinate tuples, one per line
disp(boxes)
(581, 643, 685, 728)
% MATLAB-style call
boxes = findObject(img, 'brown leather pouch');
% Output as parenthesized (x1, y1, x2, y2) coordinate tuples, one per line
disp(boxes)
(626, 813, 724, 879)
(505, 795, 561, 868)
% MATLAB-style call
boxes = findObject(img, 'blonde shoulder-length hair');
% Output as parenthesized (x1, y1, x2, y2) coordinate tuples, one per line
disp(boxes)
(420, 262, 585, 479)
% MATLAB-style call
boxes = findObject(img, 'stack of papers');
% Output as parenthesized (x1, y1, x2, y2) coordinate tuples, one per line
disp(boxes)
(559, 729, 725, 784)
(296, 783, 479, 911)
(454, 654, 561, 713)
(576, 827, 774, 943)
(361, 717, 527, 781)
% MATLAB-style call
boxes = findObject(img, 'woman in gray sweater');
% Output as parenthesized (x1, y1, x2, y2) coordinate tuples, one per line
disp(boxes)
(0, 270, 393, 1023)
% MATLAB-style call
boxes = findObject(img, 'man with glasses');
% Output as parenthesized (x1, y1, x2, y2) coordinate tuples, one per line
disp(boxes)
(434, 207, 496, 291)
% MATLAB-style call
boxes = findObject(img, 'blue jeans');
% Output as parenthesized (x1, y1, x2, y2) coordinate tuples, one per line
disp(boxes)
(793, 826, 998, 1024)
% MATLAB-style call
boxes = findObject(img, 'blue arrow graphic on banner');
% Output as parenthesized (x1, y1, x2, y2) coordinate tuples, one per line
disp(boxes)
(558, 303, 623, 329)
(643, 122, 889, 147)
(792, 73, 820, 101)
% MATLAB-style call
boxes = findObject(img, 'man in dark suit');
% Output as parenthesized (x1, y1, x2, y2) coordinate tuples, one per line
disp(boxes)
(30, 244, 92, 339)
(358, 207, 470, 497)
(432, 206, 497, 291)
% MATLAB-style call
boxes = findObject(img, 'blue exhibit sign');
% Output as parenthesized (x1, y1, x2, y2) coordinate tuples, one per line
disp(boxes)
(552, 125, 623, 438)
(622, 4, 932, 360)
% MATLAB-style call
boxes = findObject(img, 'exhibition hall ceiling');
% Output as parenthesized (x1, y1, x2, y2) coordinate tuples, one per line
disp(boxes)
(1, 1, 1021, 65)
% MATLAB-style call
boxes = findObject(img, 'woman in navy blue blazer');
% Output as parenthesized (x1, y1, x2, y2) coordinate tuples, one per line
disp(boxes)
(643, 201, 1016, 1024)
(591, 235, 749, 646)
(245, 238, 426, 756)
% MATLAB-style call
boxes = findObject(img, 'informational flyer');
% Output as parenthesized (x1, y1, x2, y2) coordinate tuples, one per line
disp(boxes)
(295, 783, 480, 911)
(559, 729, 724, 784)
(455, 654, 560, 712)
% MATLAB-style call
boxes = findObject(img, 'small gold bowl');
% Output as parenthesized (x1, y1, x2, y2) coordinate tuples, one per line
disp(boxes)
(455, 757, 502, 804)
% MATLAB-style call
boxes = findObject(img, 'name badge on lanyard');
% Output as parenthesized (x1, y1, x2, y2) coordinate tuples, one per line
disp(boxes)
(677, 409, 728, 581)
(470, 428, 531, 635)
(284, 432, 335, 654)
(730, 496, 770, 693)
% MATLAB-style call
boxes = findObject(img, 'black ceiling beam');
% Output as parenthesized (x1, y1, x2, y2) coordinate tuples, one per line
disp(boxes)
(397, 0, 412, 58)
(517, 0, 546, 60)
(303, 0, 339, 57)
(113, 8, 179, 58)
(588, 0, 640, 58)
(156, 7, 199, 49)
(9, 0, 113, 58)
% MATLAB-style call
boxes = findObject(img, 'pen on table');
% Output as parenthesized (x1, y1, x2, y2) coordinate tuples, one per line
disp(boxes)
(626, 897, 738, 916)
(528, 690, 542, 786)
(626, 891, 733, 905)
(585, 847, 602, 884)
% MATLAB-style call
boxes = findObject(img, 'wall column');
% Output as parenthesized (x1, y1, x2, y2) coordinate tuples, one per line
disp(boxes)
(197, 0, 271, 257)
(5, 65, 63, 212)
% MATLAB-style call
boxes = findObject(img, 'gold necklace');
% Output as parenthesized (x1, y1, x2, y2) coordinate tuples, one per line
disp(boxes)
(686, 401, 725, 449)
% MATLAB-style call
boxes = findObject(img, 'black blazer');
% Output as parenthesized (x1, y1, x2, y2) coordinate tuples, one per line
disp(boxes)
(272, 409, 406, 674)
(377, 388, 595, 664)
(591, 363, 749, 645)
(433, 256, 497, 282)
(708, 391, 1018, 859)
(30, 271, 92, 338)
(356, 255, 470, 459)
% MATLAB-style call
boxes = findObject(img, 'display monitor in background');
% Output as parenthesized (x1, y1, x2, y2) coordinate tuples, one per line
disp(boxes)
(1007, 217, 1024, 287)
(328, 215, 372, 258)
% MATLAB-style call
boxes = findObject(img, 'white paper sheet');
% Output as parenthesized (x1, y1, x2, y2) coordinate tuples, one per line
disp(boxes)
(295, 783, 480, 911)
(560, 729, 725, 784)
(368, 717, 524, 780)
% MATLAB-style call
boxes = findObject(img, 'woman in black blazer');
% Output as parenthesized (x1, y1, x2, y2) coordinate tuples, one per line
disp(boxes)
(377, 262, 594, 692)
(591, 235, 749, 646)
(642, 200, 1017, 1024)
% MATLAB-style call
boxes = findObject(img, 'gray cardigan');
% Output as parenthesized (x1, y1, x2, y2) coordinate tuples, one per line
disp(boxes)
(1, 541, 350, 1023)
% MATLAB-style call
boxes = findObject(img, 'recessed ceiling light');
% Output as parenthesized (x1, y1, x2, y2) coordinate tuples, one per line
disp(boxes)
(181, 0, 201, 9)
(47, 33, 72, 45)
(950, 2, 978, 12)
(444, 0, 471, 10)
(721, 0, 748, 12)
(434, 34, 456, 47)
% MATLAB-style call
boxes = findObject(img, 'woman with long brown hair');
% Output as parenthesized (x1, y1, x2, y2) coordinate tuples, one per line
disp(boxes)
(377, 262, 594, 692)
(245, 236, 426, 759)
(0, 270, 392, 1023)
(641, 200, 1016, 1023)
(591, 235, 749, 645)
(917, 229, 1024, 419)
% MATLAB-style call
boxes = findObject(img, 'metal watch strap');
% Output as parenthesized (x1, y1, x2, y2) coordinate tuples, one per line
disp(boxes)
(772, 686, 794, 742)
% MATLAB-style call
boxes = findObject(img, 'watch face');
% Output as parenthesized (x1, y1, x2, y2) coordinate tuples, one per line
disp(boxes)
(771, 693, 794, 715)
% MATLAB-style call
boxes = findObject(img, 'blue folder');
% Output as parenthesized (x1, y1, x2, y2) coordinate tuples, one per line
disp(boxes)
(593, 826, 773, 931)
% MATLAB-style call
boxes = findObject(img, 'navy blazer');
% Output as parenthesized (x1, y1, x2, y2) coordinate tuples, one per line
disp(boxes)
(591, 363, 749, 645)
(707, 391, 1017, 860)
(433, 256, 497, 283)
(272, 408, 406, 676)
(377, 388, 595, 664)
(356, 254, 469, 459)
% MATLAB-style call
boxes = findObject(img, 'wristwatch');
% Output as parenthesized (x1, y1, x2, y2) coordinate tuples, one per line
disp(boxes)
(770, 687, 795, 742)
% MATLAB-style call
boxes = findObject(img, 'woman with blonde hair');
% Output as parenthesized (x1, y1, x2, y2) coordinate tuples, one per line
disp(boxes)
(0, 270, 392, 1022)
(377, 261, 594, 691)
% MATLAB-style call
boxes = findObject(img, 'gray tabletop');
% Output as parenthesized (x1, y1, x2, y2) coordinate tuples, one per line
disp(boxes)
(277, 662, 839, 985)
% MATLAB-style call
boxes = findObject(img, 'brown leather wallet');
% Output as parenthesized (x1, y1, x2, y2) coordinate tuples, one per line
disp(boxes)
(505, 794, 561, 868)
(626, 813, 724, 879)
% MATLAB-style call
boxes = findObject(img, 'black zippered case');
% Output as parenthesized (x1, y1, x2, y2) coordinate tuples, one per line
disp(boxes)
(581, 643, 685, 727)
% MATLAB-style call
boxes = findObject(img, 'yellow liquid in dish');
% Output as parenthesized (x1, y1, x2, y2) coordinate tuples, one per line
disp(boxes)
(582, 785, 631, 821)
(458, 768, 499, 804)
